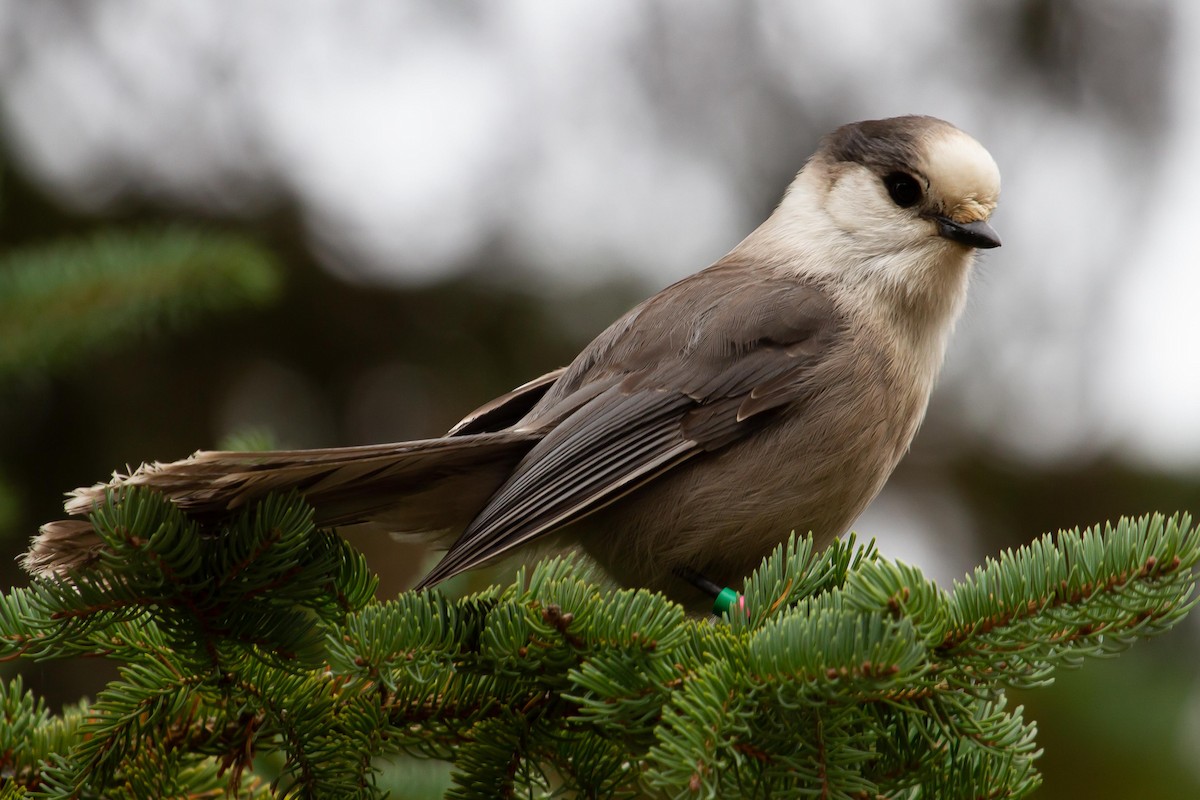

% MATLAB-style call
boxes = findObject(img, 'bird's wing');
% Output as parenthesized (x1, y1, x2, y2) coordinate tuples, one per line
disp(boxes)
(416, 267, 844, 587)
(446, 367, 567, 436)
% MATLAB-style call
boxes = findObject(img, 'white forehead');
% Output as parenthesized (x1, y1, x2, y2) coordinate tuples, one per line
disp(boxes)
(923, 127, 1001, 207)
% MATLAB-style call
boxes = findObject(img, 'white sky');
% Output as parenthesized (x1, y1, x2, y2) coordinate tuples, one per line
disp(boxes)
(1099, 0, 1200, 469)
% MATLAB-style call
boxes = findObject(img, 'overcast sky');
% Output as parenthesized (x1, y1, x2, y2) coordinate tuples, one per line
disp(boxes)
(1, 0, 1197, 479)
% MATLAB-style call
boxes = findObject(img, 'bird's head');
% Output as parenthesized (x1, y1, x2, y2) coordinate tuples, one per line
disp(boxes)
(813, 115, 1001, 257)
(742, 115, 1001, 325)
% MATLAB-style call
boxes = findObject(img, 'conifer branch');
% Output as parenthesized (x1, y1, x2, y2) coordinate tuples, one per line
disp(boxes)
(0, 490, 1195, 798)
(0, 228, 280, 379)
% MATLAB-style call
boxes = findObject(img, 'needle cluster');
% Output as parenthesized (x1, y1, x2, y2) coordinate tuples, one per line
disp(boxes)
(0, 489, 1195, 799)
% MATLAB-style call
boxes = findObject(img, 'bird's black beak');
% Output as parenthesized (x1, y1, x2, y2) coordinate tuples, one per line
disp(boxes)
(935, 216, 1002, 249)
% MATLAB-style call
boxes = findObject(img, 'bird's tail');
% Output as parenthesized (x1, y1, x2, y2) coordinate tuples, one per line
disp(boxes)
(23, 431, 538, 576)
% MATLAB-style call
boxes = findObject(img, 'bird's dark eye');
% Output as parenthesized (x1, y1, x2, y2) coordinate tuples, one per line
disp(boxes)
(883, 172, 923, 208)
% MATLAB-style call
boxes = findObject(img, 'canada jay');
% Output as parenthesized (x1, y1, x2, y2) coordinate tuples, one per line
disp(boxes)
(26, 115, 1001, 611)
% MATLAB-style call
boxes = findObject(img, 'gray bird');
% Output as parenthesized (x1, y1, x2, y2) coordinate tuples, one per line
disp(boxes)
(25, 115, 1001, 612)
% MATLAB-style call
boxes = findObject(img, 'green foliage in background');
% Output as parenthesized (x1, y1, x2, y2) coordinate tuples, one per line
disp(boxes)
(0, 228, 281, 380)
(0, 488, 1194, 798)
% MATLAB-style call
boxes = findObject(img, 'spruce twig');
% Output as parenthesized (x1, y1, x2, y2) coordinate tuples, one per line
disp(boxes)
(0, 493, 1195, 799)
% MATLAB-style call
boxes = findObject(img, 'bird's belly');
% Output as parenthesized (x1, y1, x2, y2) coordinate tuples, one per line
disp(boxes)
(570, 399, 916, 610)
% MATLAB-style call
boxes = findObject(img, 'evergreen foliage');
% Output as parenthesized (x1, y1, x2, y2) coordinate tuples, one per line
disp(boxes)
(0, 228, 281, 379)
(0, 488, 1195, 798)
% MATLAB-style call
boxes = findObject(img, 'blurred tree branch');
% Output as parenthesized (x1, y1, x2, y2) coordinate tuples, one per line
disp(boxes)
(0, 228, 280, 381)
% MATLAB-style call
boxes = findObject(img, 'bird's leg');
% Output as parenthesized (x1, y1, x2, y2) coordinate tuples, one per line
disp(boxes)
(672, 566, 745, 617)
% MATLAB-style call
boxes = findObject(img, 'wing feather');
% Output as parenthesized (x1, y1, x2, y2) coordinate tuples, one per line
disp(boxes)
(417, 388, 696, 585)
(417, 271, 845, 587)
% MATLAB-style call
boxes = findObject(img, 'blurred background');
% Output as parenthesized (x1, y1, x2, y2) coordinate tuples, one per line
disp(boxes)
(1, 0, 1198, 796)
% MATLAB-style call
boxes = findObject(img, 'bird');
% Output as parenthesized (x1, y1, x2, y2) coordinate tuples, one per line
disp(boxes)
(24, 115, 1001, 613)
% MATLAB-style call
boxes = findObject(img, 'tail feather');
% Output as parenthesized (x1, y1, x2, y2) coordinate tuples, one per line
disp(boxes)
(29, 431, 538, 576)
(23, 519, 103, 575)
